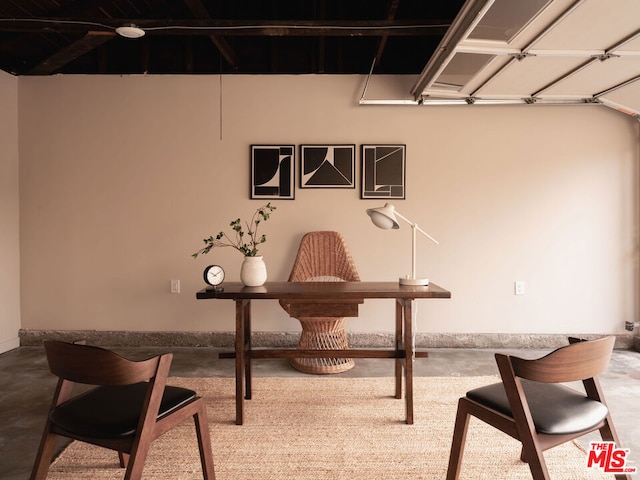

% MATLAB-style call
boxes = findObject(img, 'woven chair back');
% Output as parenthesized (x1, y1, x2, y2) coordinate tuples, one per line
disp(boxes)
(287, 231, 360, 282)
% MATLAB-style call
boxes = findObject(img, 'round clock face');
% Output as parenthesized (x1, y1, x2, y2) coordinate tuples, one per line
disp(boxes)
(204, 265, 225, 286)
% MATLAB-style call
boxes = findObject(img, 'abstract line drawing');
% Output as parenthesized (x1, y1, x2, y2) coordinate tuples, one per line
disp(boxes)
(300, 144, 356, 188)
(361, 144, 406, 199)
(250, 145, 295, 200)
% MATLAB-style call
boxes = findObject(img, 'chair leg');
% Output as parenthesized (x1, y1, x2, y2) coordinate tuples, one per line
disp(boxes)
(30, 431, 58, 480)
(598, 416, 632, 480)
(446, 398, 471, 480)
(123, 434, 154, 480)
(193, 401, 216, 480)
(520, 436, 551, 480)
(118, 451, 129, 468)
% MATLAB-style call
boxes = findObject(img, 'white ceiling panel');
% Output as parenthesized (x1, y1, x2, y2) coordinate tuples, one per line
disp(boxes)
(410, 0, 640, 117)
(601, 81, 640, 116)
(541, 56, 640, 97)
(615, 35, 640, 53)
(532, 0, 640, 51)
(477, 56, 587, 97)
(468, 0, 550, 43)
(433, 53, 496, 91)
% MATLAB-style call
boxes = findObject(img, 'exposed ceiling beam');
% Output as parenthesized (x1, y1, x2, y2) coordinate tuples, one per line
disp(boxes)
(0, 0, 111, 52)
(182, 0, 239, 70)
(0, 18, 452, 37)
(374, 0, 400, 67)
(28, 31, 114, 74)
(316, 0, 327, 73)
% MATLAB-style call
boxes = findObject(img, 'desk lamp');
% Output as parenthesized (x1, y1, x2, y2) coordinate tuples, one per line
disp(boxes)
(366, 203, 438, 286)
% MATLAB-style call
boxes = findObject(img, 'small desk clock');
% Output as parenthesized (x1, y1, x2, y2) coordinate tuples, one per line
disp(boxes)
(203, 265, 225, 291)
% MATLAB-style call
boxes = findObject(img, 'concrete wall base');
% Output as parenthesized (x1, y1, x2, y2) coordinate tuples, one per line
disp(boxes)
(19, 329, 637, 350)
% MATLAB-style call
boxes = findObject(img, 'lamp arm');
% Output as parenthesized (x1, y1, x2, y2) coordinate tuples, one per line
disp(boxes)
(393, 210, 439, 245)
(414, 224, 439, 245)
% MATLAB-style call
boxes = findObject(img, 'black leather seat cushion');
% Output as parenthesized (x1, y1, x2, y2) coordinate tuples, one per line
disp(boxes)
(466, 379, 608, 435)
(50, 382, 196, 439)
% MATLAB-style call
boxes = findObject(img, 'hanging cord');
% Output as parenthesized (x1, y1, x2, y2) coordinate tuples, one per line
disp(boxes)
(219, 57, 223, 141)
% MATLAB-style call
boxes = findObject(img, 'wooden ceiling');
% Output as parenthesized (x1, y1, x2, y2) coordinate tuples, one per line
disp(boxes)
(0, 0, 465, 76)
(4, 0, 639, 118)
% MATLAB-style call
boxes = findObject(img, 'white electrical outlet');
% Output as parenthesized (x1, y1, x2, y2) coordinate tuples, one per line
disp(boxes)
(170, 279, 181, 294)
(514, 281, 525, 295)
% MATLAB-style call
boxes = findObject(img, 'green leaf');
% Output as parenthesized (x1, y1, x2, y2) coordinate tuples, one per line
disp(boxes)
(193, 203, 277, 258)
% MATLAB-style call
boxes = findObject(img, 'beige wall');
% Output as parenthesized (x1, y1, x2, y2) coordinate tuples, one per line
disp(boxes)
(18, 75, 639, 337)
(0, 70, 20, 352)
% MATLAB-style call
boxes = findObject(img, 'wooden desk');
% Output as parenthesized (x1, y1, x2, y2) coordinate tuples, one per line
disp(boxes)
(196, 281, 451, 425)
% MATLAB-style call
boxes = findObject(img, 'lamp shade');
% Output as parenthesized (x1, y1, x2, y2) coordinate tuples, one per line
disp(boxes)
(366, 203, 400, 230)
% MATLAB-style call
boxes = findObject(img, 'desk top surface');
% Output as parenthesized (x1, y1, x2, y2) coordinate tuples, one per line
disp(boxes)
(196, 281, 451, 300)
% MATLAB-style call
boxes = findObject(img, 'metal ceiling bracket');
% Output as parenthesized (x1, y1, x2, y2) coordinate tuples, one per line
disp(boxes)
(595, 53, 620, 62)
(510, 52, 535, 61)
(359, 57, 421, 105)
(359, 58, 377, 104)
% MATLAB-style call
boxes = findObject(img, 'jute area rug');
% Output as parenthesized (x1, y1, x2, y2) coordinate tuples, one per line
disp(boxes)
(48, 376, 612, 480)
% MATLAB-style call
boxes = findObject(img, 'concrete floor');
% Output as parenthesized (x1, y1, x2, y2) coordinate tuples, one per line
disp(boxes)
(2, 345, 639, 480)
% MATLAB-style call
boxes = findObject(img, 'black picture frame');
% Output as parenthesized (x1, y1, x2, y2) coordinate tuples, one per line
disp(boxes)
(250, 145, 295, 200)
(300, 144, 356, 189)
(361, 144, 406, 199)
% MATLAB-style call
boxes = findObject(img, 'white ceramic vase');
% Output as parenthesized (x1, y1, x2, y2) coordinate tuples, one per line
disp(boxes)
(240, 255, 267, 287)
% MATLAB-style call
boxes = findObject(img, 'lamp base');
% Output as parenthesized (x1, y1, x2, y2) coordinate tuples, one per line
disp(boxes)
(399, 277, 430, 286)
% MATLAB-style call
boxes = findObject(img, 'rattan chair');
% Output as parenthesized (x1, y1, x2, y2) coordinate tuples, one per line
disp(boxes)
(280, 231, 360, 374)
(446, 336, 630, 480)
(30, 340, 215, 480)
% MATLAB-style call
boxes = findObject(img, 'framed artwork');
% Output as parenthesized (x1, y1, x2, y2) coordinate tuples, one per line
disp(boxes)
(300, 144, 356, 189)
(361, 144, 406, 199)
(250, 145, 295, 200)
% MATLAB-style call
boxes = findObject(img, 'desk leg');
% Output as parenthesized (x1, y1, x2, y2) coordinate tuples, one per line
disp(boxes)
(395, 300, 403, 400)
(403, 299, 415, 425)
(235, 299, 250, 425)
(244, 299, 252, 400)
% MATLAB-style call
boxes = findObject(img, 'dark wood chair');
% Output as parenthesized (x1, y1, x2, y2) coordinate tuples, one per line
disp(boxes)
(446, 336, 631, 480)
(30, 340, 215, 480)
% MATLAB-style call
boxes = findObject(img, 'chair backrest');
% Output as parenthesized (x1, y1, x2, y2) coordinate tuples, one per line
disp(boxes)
(287, 231, 360, 282)
(44, 340, 168, 386)
(499, 336, 615, 384)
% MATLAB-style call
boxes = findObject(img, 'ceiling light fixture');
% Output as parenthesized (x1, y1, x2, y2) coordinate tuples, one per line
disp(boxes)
(115, 25, 146, 39)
